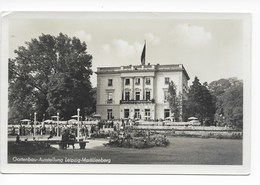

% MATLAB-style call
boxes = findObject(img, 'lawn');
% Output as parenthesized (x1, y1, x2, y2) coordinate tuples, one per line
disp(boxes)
(8, 137, 242, 165)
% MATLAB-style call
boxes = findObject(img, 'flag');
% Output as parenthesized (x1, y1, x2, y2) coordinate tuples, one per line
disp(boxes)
(141, 42, 146, 65)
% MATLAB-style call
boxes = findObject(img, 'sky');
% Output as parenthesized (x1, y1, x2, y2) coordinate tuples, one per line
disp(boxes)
(8, 13, 246, 87)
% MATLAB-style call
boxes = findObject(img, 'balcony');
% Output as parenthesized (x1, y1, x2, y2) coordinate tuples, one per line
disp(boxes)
(120, 99, 155, 104)
(106, 99, 115, 104)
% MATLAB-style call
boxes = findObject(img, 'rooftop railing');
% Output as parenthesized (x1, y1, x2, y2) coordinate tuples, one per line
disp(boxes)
(120, 99, 155, 104)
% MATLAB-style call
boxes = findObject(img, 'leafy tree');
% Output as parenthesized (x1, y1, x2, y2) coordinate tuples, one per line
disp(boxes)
(209, 78, 243, 128)
(167, 81, 182, 121)
(9, 33, 94, 123)
(186, 77, 215, 125)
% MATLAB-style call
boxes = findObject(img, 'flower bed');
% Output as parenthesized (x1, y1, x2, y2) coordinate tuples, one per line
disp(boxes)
(105, 130, 169, 149)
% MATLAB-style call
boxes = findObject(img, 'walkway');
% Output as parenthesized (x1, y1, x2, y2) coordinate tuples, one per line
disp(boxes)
(8, 135, 108, 149)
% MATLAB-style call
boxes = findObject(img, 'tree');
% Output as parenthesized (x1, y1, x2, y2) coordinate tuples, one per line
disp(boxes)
(9, 33, 94, 123)
(209, 78, 243, 128)
(167, 81, 182, 122)
(186, 77, 215, 125)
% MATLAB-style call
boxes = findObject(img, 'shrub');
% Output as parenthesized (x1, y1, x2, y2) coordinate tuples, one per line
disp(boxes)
(105, 130, 170, 149)
(132, 130, 147, 137)
(231, 132, 243, 139)
(216, 132, 243, 139)
(216, 134, 224, 139)
(91, 131, 111, 138)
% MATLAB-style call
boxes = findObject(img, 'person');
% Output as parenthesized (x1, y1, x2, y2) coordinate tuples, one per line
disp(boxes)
(42, 125, 46, 135)
(61, 125, 65, 135)
(85, 126, 89, 139)
(11, 126, 15, 135)
(49, 124, 53, 137)
(22, 126, 26, 136)
(111, 120, 114, 128)
(30, 125, 34, 136)
(18, 124, 22, 136)
(16, 134, 21, 144)
(39, 126, 42, 135)
(48, 125, 54, 139)
(121, 119, 125, 130)
(90, 125, 94, 133)
(80, 125, 85, 137)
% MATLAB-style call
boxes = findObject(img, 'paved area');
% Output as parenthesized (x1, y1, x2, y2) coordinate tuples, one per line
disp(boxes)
(8, 135, 108, 150)
(51, 139, 107, 150)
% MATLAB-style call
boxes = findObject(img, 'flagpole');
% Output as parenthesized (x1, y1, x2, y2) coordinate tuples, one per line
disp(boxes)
(144, 40, 146, 65)
(141, 40, 146, 65)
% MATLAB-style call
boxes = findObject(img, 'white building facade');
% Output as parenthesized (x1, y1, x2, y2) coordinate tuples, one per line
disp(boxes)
(96, 64, 189, 120)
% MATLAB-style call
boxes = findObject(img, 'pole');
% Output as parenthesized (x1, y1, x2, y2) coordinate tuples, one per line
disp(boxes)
(34, 112, 37, 136)
(57, 112, 59, 136)
(77, 108, 80, 141)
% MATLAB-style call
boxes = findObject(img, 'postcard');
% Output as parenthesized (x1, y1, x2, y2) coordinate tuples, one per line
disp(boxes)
(0, 12, 251, 174)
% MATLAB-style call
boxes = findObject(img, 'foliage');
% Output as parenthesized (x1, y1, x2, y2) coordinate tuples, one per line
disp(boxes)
(105, 130, 170, 149)
(91, 130, 111, 138)
(184, 77, 216, 125)
(9, 33, 94, 122)
(8, 141, 57, 155)
(167, 81, 182, 121)
(216, 132, 243, 140)
(209, 78, 243, 128)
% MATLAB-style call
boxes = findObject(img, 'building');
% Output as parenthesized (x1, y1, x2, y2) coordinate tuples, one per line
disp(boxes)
(95, 63, 189, 120)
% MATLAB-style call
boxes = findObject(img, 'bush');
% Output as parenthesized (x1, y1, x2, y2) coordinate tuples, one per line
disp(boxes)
(91, 131, 111, 138)
(8, 141, 57, 155)
(132, 130, 148, 137)
(231, 132, 243, 139)
(105, 130, 170, 149)
(216, 132, 243, 139)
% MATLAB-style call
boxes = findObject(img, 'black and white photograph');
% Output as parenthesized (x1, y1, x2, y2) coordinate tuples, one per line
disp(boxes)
(1, 12, 251, 174)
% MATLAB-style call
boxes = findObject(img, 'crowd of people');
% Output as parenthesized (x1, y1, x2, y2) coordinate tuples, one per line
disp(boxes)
(9, 118, 140, 140)
(9, 120, 129, 138)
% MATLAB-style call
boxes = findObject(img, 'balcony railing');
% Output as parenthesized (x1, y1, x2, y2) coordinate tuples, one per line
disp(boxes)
(106, 99, 115, 104)
(120, 99, 155, 104)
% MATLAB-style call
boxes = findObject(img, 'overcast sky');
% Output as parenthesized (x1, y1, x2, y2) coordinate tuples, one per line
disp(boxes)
(8, 13, 246, 87)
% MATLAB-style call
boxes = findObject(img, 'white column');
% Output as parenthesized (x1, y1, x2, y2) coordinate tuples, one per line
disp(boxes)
(121, 77, 124, 100)
(142, 77, 145, 100)
(131, 77, 134, 100)
(151, 77, 154, 100)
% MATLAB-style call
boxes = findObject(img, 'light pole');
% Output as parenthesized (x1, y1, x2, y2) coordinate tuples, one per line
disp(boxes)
(34, 112, 37, 136)
(77, 108, 80, 141)
(57, 112, 59, 136)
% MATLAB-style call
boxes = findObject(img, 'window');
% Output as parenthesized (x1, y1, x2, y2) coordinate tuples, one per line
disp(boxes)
(125, 78, 130, 85)
(165, 77, 170, 85)
(108, 92, 113, 100)
(164, 91, 169, 101)
(145, 109, 150, 120)
(125, 92, 130, 101)
(164, 109, 170, 119)
(107, 109, 113, 120)
(135, 91, 140, 100)
(135, 78, 140, 85)
(108, 79, 113, 86)
(145, 78, 151, 85)
(107, 92, 113, 103)
(124, 109, 130, 118)
(134, 109, 140, 119)
(146, 91, 151, 101)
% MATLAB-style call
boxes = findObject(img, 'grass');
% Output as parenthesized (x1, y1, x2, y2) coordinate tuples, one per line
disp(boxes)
(8, 137, 242, 165)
